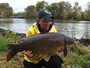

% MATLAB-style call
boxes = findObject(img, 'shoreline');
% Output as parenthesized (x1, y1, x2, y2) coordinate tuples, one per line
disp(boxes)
(0, 28, 26, 38)
(0, 28, 90, 46)
(0, 18, 90, 21)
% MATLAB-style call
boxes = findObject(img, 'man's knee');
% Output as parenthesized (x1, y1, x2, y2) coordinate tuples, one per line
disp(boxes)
(46, 55, 64, 68)
(49, 55, 63, 63)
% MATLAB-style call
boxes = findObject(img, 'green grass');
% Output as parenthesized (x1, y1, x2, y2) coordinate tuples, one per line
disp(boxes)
(0, 39, 12, 51)
(60, 44, 90, 68)
(0, 30, 20, 51)
(64, 52, 90, 68)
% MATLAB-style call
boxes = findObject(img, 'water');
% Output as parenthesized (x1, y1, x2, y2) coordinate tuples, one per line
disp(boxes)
(0, 18, 90, 39)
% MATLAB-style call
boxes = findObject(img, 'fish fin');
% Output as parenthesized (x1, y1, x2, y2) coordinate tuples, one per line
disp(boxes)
(7, 44, 17, 62)
(64, 45, 67, 57)
(44, 54, 51, 62)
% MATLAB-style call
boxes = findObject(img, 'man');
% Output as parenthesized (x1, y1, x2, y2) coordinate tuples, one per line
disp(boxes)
(23, 9, 64, 68)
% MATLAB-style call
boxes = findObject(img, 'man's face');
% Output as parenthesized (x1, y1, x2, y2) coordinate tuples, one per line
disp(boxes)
(39, 18, 53, 31)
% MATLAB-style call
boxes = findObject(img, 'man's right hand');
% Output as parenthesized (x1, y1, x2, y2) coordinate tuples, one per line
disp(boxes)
(22, 50, 33, 58)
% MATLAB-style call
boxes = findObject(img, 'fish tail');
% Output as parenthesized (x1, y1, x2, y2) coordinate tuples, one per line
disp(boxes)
(7, 44, 17, 62)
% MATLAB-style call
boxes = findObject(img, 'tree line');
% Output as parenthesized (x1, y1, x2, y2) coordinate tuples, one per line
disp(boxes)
(0, 1, 90, 20)
(0, 3, 13, 18)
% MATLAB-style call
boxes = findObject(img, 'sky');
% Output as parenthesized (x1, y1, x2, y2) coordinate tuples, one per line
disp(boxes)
(0, 0, 90, 13)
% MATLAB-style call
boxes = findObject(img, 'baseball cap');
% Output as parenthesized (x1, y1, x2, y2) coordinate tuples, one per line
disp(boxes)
(38, 9, 54, 19)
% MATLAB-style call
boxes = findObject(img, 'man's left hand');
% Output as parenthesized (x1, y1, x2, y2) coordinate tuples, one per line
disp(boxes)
(58, 46, 64, 52)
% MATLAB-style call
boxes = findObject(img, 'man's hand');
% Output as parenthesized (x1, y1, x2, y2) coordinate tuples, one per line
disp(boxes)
(22, 50, 33, 58)
(58, 46, 64, 52)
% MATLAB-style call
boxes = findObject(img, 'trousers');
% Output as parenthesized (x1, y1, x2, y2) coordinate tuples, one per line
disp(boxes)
(23, 55, 64, 68)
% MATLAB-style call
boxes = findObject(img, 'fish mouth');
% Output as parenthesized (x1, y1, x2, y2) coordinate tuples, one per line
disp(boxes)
(71, 39, 75, 44)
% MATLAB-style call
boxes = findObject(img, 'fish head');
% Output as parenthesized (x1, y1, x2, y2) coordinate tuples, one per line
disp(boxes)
(65, 36, 75, 45)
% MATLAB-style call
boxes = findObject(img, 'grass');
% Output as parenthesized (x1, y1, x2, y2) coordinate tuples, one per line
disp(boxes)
(0, 31, 14, 51)
(59, 44, 90, 68)
(0, 31, 90, 68)
(62, 52, 90, 68)
(0, 39, 12, 51)
(0, 30, 24, 68)
(0, 30, 22, 51)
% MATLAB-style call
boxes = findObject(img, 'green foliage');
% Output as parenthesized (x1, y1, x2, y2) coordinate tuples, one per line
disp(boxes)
(0, 35, 13, 51)
(76, 10, 82, 20)
(0, 3, 13, 18)
(62, 52, 90, 68)
(24, 1, 48, 18)
(46, 3, 59, 19)
(0, 31, 17, 51)
(0, 39, 12, 51)
(58, 1, 72, 19)
(70, 45, 86, 55)
(25, 5, 37, 18)
(0, 1, 90, 20)
(36, 1, 48, 12)
(24, 1, 90, 20)
(77, 55, 90, 67)
(72, 2, 82, 20)
(59, 44, 90, 68)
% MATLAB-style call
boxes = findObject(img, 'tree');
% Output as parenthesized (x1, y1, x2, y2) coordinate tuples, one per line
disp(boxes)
(46, 3, 59, 19)
(7, 7, 13, 17)
(0, 3, 13, 18)
(58, 1, 72, 19)
(76, 6, 82, 20)
(72, 2, 78, 19)
(25, 5, 37, 18)
(87, 2, 90, 20)
(83, 2, 90, 20)
(36, 1, 48, 12)
(72, 2, 82, 20)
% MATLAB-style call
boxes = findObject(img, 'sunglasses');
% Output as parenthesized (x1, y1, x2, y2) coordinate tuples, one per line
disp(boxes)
(42, 19, 53, 24)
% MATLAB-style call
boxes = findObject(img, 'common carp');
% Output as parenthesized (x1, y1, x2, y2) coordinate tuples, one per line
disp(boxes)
(7, 32, 74, 62)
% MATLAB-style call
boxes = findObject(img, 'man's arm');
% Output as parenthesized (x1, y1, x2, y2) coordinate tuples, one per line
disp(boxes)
(22, 28, 33, 57)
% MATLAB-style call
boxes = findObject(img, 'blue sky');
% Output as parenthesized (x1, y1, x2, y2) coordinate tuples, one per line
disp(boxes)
(0, 0, 90, 13)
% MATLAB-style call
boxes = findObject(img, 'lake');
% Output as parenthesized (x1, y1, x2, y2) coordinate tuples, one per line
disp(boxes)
(0, 18, 90, 39)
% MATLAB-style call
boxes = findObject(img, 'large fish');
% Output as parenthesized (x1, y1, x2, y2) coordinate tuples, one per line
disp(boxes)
(7, 32, 74, 62)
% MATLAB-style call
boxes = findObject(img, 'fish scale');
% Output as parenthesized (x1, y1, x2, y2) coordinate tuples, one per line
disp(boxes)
(7, 32, 74, 62)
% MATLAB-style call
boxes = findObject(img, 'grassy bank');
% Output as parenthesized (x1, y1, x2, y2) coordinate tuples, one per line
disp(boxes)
(60, 44, 90, 68)
(0, 30, 23, 51)
(0, 30, 24, 68)
(0, 31, 90, 68)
